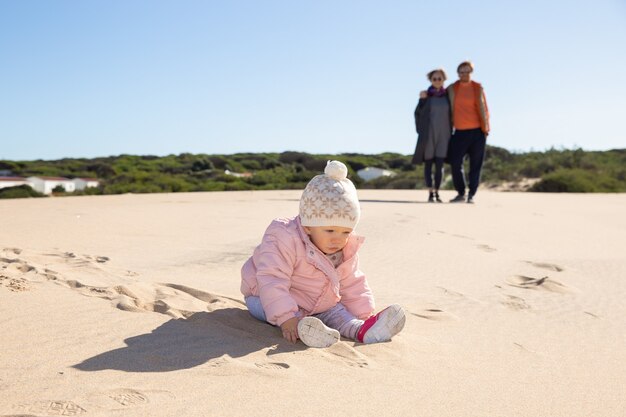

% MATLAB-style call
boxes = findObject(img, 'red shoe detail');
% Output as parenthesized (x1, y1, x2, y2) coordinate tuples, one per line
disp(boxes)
(356, 313, 378, 343)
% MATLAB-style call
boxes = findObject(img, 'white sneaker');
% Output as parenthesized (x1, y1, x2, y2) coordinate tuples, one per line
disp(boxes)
(357, 304, 406, 344)
(297, 317, 340, 348)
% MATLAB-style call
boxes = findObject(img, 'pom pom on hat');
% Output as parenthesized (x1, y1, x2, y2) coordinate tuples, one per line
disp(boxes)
(299, 160, 360, 229)
(324, 160, 348, 180)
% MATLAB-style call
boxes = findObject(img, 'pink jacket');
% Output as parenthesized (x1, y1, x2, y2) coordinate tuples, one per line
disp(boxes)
(240, 216, 375, 326)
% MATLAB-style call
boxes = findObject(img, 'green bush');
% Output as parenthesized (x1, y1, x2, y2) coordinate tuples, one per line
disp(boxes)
(238, 159, 262, 171)
(530, 169, 599, 192)
(278, 151, 313, 165)
(191, 158, 215, 172)
(0, 185, 45, 199)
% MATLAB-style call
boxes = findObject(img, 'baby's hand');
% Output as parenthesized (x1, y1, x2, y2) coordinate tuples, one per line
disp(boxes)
(419, 90, 427, 99)
(280, 317, 299, 343)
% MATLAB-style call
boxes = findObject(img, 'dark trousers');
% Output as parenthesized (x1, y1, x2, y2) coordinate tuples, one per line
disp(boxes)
(448, 128, 486, 197)
(424, 157, 445, 189)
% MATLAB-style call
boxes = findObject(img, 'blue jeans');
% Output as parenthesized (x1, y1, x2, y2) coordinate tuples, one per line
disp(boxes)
(245, 296, 364, 340)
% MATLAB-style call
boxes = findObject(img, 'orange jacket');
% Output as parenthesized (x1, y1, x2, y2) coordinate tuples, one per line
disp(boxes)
(447, 81, 490, 134)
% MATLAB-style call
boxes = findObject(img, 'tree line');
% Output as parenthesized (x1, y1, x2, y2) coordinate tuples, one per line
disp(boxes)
(1, 146, 625, 198)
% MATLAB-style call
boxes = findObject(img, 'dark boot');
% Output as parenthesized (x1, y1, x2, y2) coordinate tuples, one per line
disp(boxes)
(428, 191, 435, 203)
(434, 191, 442, 203)
(449, 194, 465, 203)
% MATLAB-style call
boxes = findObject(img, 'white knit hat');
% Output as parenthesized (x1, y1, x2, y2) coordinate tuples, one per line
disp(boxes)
(299, 160, 360, 229)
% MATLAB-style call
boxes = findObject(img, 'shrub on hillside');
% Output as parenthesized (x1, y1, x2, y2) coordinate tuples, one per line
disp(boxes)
(279, 151, 313, 165)
(262, 159, 283, 169)
(530, 169, 600, 192)
(4, 147, 624, 194)
(0, 185, 45, 199)
(238, 159, 263, 171)
(191, 158, 215, 172)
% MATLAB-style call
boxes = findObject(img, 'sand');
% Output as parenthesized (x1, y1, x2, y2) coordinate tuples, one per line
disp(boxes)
(1, 190, 625, 416)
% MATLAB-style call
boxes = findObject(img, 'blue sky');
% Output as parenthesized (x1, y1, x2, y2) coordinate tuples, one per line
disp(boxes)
(1, 0, 625, 161)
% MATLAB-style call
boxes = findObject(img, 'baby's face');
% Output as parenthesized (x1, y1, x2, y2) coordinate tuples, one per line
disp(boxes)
(303, 225, 353, 255)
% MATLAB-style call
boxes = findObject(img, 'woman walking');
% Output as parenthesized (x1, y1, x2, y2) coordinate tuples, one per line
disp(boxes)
(412, 68, 452, 202)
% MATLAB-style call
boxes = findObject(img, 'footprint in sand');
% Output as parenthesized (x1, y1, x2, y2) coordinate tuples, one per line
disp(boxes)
(87, 388, 174, 410)
(2, 248, 244, 320)
(436, 286, 465, 298)
(476, 244, 496, 253)
(436, 287, 484, 305)
(43, 269, 60, 280)
(410, 305, 457, 321)
(17, 263, 35, 273)
(325, 343, 369, 368)
(501, 294, 531, 311)
(13, 400, 86, 416)
(254, 362, 290, 370)
(505, 275, 575, 294)
(525, 261, 564, 272)
(513, 342, 538, 355)
(436, 231, 474, 240)
(0, 252, 36, 292)
(106, 389, 149, 407)
(0, 258, 36, 274)
(0, 275, 29, 292)
(93, 389, 147, 408)
(1, 247, 23, 255)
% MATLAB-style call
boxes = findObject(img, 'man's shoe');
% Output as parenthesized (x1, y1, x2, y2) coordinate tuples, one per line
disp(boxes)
(449, 194, 465, 203)
(356, 304, 406, 344)
(467, 195, 475, 204)
(297, 317, 340, 348)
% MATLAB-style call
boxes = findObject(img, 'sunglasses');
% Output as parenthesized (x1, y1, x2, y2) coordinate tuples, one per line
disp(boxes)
(458, 71, 471, 74)
(431, 77, 443, 81)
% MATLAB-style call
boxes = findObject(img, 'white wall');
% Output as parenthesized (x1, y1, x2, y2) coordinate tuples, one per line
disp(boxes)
(0, 179, 28, 189)
(44, 180, 75, 194)
(26, 177, 76, 194)
(72, 179, 100, 190)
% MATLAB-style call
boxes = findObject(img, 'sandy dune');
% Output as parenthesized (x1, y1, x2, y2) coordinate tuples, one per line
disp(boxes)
(1, 190, 625, 416)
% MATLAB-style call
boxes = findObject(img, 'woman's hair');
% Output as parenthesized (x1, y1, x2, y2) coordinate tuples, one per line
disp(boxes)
(457, 61, 474, 72)
(426, 68, 447, 81)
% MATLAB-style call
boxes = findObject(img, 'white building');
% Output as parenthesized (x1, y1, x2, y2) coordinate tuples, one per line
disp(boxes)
(26, 176, 76, 195)
(224, 169, 252, 178)
(356, 167, 397, 182)
(72, 177, 100, 191)
(0, 176, 28, 189)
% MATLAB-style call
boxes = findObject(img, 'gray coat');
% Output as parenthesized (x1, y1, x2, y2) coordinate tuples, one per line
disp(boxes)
(411, 95, 452, 165)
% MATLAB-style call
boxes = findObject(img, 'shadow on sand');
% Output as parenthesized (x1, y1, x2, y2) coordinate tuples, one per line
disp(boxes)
(73, 308, 304, 372)
(360, 199, 427, 204)
(269, 198, 426, 204)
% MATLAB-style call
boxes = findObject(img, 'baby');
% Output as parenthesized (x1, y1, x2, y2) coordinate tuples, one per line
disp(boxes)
(241, 160, 405, 347)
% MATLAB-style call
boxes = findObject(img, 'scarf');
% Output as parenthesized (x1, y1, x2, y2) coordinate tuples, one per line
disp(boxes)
(427, 86, 446, 97)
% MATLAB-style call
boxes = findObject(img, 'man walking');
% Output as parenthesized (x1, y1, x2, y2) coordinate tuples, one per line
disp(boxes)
(446, 61, 490, 203)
